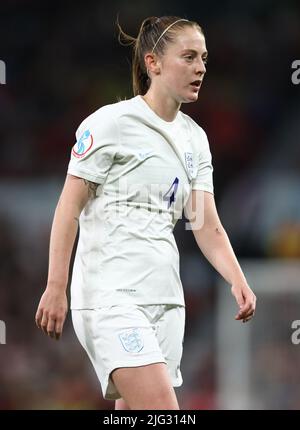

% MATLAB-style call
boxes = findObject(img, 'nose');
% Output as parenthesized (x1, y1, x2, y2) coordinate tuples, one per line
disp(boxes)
(196, 58, 206, 75)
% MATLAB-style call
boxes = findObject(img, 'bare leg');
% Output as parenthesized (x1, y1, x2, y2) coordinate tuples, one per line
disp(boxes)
(111, 362, 179, 410)
(115, 398, 131, 410)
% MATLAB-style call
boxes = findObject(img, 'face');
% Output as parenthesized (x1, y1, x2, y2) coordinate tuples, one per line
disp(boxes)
(151, 27, 208, 103)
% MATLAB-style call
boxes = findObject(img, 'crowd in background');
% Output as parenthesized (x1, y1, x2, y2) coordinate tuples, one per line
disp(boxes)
(0, 0, 300, 409)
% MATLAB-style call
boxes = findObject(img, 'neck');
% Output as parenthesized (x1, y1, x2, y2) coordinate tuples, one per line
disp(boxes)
(141, 87, 181, 122)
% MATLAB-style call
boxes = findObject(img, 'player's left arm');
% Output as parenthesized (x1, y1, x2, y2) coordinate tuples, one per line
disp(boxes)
(187, 190, 256, 322)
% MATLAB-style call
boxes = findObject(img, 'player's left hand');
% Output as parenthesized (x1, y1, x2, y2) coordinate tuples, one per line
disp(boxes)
(231, 283, 256, 323)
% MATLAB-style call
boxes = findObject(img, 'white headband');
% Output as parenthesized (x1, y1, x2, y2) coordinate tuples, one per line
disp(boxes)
(151, 19, 189, 53)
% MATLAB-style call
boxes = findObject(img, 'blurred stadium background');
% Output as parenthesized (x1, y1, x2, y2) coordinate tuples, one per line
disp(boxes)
(0, 0, 300, 409)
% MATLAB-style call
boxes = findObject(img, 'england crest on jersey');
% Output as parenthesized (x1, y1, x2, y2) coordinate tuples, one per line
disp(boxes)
(184, 152, 194, 178)
(119, 328, 144, 353)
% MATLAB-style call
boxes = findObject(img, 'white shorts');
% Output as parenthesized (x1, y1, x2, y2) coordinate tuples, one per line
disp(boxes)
(71, 304, 185, 400)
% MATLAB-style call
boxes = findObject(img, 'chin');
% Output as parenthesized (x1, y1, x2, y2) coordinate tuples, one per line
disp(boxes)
(181, 93, 199, 103)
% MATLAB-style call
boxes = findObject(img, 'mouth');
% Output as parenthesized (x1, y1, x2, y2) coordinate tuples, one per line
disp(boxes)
(190, 80, 202, 89)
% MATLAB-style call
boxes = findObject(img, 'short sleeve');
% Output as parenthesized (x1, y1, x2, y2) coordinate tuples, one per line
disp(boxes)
(192, 128, 214, 194)
(67, 108, 119, 184)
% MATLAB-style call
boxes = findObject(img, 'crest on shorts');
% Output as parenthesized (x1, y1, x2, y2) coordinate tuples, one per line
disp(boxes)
(72, 129, 93, 158)
(118, 328, 144, 353)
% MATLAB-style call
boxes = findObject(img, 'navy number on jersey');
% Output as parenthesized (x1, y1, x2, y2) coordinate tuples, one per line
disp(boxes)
(163, 177, 179, 208)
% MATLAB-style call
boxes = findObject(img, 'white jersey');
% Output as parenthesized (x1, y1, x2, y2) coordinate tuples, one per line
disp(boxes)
(67, 95, 214, 309)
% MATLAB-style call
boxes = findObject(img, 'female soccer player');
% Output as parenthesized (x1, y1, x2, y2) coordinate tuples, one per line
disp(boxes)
(35, 16, 256, 410)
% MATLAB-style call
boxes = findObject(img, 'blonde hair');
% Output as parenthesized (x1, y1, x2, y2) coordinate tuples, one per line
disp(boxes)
(117, 16, 204, 96)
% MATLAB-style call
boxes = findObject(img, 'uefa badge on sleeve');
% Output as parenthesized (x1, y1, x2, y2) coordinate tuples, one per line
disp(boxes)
(72, 129, 94, 158)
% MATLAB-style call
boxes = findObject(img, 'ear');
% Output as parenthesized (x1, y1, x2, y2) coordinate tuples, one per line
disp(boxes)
(144, 52, 161, 77)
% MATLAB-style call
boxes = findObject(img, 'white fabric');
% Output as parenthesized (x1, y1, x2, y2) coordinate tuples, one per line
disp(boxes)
(71, 304, 185, 400)
(68, 95, 214, 309)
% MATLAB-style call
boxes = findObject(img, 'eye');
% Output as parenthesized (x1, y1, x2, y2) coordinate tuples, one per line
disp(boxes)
(202, 57, 208, 65)
(184, 55, 193, 62)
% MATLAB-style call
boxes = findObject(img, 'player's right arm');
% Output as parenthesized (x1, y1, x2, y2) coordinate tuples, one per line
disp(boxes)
(35, 173, 98, 340)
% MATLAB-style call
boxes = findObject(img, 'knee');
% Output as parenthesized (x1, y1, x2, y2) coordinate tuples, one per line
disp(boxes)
(115, 398, 130, 410)
(148, 389, 179, 410)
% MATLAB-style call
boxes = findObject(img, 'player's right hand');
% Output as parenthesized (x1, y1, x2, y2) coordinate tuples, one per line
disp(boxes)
(35, 287, 68, 340)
